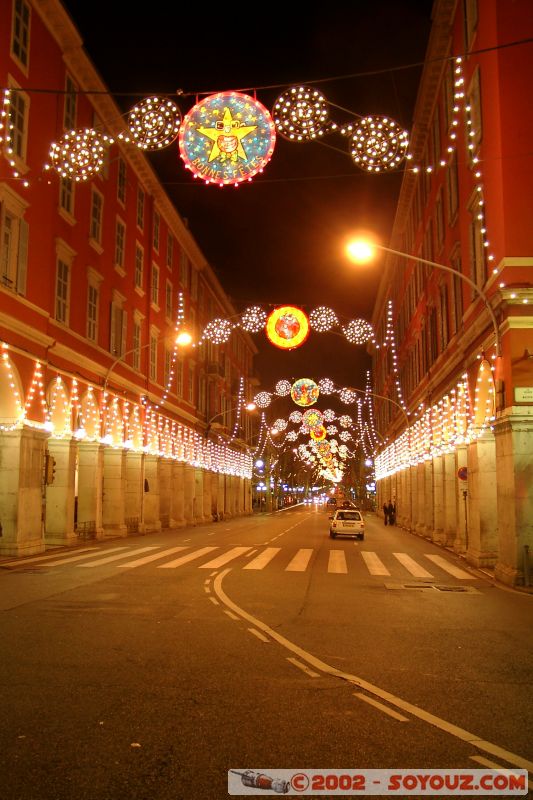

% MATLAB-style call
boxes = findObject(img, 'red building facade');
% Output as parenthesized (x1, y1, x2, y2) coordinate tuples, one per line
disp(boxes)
(371, 0, 533, 585)
(0, 0, 257, 556)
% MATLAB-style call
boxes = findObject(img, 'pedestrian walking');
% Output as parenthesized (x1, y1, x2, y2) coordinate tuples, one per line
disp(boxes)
(387, 501, 395, 526)
(383, 502, 389, 526)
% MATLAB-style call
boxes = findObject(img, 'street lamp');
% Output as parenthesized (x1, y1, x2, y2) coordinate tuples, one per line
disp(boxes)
(205, 402, 256, 439)
(346, 239, 502, 366)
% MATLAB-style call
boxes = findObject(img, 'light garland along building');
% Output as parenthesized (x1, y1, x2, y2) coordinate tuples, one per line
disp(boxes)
(0, 0, 256, 557)
(371, 0, 533, 587)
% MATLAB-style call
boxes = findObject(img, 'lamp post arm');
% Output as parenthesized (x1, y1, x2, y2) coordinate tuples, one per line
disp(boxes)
(103, 344, 148, 393)
(377, 244, 501, 357)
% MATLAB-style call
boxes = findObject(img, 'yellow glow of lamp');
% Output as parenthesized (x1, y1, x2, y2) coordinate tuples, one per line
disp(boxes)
(266, 306, 310, 350)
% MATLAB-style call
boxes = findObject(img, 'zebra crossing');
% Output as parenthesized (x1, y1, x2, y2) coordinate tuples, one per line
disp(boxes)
(1, 543, 476, 580)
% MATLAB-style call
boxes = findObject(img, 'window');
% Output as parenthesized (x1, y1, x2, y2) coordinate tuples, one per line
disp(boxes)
(110, 296, 127, 356)
(6, 85, 29, 164)
(153, 211, 160, 252)
(432, 107, 441, 166)
(64, 75, 77, 130)
(90, 188, 103, 245)
(149, 331, 158, 382)
(115, 219, 126, 271)
(468, 191, 486, 291)
(134, 243, 144, 290)
(176, 359, 183, 397)
(164, 349, 172, 386)
(132, 320, 141, 370)
(55, 259, 70, 324)
(180, 250, 189, 287)
(188, 363, 195, 404)
(11, 0, 30, 70)
(136, 187, 144, 230)
(446, 151, 459, 223)
(59, 177, 74, 217)
(117, 158, 126, 205)
(434, 191, 444, 254)
(464, 0, 478, 49)
(0, 189, 29, 294)
(449, 247, 463, 335)
(151, 264, 159, 307)
(439, 284, 449, 350)
(166, 233, 174, 270)
(466, 67, 482, 159)
(87, 284, 98, 342)
(165, 280, 173, 319)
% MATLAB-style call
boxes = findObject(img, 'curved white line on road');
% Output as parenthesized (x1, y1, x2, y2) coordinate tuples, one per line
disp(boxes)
(213, 569, 533, 774)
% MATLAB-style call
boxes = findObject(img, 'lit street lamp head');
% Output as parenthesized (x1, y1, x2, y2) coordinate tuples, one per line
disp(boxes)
(345, 238, 376, 263)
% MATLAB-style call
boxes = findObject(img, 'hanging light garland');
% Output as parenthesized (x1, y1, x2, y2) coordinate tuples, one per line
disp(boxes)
(121, 96, 182, 150)
(239, 306, 267, 333)
(309, 306, 338, 332)
(275, 379, 292, 397)
(342, 318, 375, 345)
(272, 86, 331, 141)
(347, 115, 409, 172)
(46, 128, 113, 181)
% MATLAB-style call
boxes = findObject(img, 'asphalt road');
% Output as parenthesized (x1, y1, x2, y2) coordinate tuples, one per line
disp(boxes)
(1, 506, 532, 799)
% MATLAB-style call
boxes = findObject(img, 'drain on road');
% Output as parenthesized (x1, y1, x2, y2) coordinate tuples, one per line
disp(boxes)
(385, 582, 480, 594)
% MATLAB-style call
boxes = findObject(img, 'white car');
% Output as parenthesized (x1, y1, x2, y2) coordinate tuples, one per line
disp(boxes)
(329, 509, 365, 540)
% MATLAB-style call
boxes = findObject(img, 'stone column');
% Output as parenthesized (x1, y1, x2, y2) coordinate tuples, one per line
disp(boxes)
(183, 464, 195, 525)
(414, 462, 425, 533)
(217, 473, 226, 519)
(45, 438, 78, 547)
(102, 447, 127, 538)
(125, 451, 143, 534)
(244, 477, 252, 514)
(169, 462, 186, 528)
(454, 444, 469, 554)
(194, 468, 207, 524)
(77, 440, 104, 539)
(202, 469, 212, 521)
(443, 451, 458, 547)
(423, 460, 434, 537)
(493, 409, 533, 586)
(142, 454, 161, 533)
(159, 458, 171, 529)
(0, 427, 47, 557)
(467, 430, 498, 568)
(432, 454, 445, 544)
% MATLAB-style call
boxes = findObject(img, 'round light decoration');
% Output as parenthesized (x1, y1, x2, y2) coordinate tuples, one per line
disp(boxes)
(286, 430, 298, 441)
(309, 307, 338, 332)
(339, 388, 357, 404)
(310, 425, 327, 441)
(318, 378, 336, 395)
(302, 408, 323, 428)
(179, 92, 276, 186)
(339, 415, 353, 428)
(291, 378, 319, 407)
(326, 425, 338, 435)
(48, 129, 113, 181)
(273, 418, 288, 432)
(350, 115, 409, 172)
(253, 391, 272, 409)
(127, 97, 181, 150)
(240, 306, 267, 333)
(266, 306, 310, 350)
(340, 431, 352, 441)
(289, 410, 303, 423)
(343, 319, 375, 345)
(323, 409, 336, 422)
(273, 86, 330, 141)
(275, 380, 292, 397)
(202, 318, 234, 344)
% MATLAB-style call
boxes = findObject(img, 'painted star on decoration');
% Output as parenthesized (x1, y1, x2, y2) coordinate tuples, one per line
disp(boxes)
(198, 107, 257, 163)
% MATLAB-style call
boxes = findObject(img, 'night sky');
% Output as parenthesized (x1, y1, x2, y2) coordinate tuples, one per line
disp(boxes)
(60, 1, 434, 390)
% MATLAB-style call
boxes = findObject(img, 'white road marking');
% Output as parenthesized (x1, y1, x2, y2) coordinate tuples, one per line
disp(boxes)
(470, 755, 533, 789)
(1, 548, 98, 567)
(285, 548, 313, 572)
(328, 550, 348, 574)
(214, 569, 533, 775)
(243, 548, 281, 570)
(77, 547, 159, 568)
(361, 551, 390, 576)
(286, 657, 320, 678)
(424, 554, 474, 579)
(209, 596, 219, 606)
(394, 552, 434, 578)
(46, 549, 123, 567)
(118, 546, 188, 568)
(199, 547, 251, 569)
(248, 628, 270, 643)
(158, 546, 218, 569)
(354, 692, 409, 722)
(224, 610, 240, 621)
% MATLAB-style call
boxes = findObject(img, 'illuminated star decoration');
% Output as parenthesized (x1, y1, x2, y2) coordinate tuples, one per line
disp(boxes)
(178, 91, 276, 186)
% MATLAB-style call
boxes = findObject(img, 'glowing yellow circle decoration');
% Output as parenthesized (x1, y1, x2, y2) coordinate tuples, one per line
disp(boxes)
(310, 425, 327, 441)
(266, 306, 310, 350)
(291, 378, 319, 407)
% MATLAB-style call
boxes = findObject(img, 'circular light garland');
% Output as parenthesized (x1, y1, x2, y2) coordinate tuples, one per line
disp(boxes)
(339, 431, 352, 441)
(266, 306, 310, 350)
(48, 129, 113, 181)
(286, 430, 298, 441)
(350, 115, 409, 172)
(253, 391, 272, 409)
(339, 388, 357, 404)
(302, 408, 323, 428)
(318, 378, 336, 395)
(326, 425, 338, 435)
(178, 91, 276, 186)
(289, 410, 303, 423)
(240, 306, 267, 333)
(201, 318, 234, 344)
(126, 97, 181, 150)
(309, 307, 338, 332)
(342, 319, 375, 345)
(310, 425, 327, 441)
(273, 418, 288, 432)
(339, 415, 353, 428)
(275, 380, 292, 397)
(272, 86, 330, 142)
(323, 408, 336, 422)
